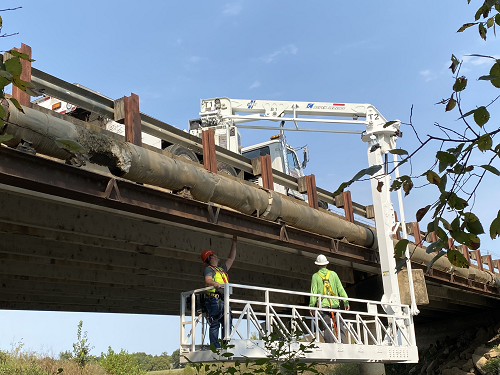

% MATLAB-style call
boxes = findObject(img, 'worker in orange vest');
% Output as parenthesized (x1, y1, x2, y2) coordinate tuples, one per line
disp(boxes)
(309, 254, 350, 343)
(200, 235, 237, 348)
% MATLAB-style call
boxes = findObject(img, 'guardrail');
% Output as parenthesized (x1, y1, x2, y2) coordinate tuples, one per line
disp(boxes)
(180, 283, 419, 363)
(3, 44, 500, 275)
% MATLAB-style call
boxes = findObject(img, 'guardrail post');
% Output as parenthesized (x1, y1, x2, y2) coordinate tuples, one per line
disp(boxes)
(486, 254, 494, 272)
(448, 238, 456, 250)
(124, 93, 142, 147)
(411, 222, 423, 247)
(12, 43, 32, 108)
(475, 250, 483, 271)
(202, 128, 217, 173)
(342, 191, 355, 223)
(260, 154, 273, 190)
(305, 174, 319, 209)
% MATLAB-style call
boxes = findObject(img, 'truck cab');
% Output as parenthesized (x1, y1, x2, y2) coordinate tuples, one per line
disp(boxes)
(241, 138, 306, 200)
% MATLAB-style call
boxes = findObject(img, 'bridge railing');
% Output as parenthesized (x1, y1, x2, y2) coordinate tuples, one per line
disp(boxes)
(180, 283, 419, 363)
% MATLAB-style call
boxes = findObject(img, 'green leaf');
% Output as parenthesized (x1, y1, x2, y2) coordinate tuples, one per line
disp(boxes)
(477, 134, 492, 151)
(0, 133, 13, 144)
(487, 17, 494, 28)
(480, 164, 500, 175)
(426, 250, 446, 274)
(396, 257, 408, 273)
(449, 54, 460, 74)
(468, 233, 480, 250)
(489, 62, 500, 88)
(463, 212, 484, 235)
(403, 179, 413, 196)
(490, 212, 500, 239)
(457, 22, 476, 32)
(450, 230, 470, 245)
(445, 97, 456, 112)
(4, 57, 22, 76)
(255, 359, 268, 365)
(377, 181, 383, 192)
(7, 49, 35, 62)
(447, 249, 469, 268)
(0, 15, 2, 28)
(394, 239, 409, 259)
(332, 182, 349, 198)
(453, 76, 467, 92)
(54, 139, 87, 154)
(0, 70, 13, 79)
(426, 239, 444, 254)
(383, 120, 397, 128)
(436, 151, 457, 173)
(473, 106, 490, 127)
(436, 227, 448, 242)
(389, 148, 408, 155)
(221, 352, 234, 357)
(451, 217, 460, 232)
(438, 173, 447, 193)
(479, 22, 487, 40)
(9, 97, 24, 113)
(478, 74, 500, 81)
(424, 170, 441, 186)
(416, 205, 431, 222)
(448, 192, 468, 210)
(496, 13, 500, 26)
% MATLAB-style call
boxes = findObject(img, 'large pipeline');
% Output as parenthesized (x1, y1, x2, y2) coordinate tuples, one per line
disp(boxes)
(1, 101, 376, 248)
(407, 241, 500, 288)
(3, 101, 500, 288)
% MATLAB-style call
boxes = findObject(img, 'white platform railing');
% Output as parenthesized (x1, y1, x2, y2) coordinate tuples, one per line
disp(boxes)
(180, 283, 418, 363)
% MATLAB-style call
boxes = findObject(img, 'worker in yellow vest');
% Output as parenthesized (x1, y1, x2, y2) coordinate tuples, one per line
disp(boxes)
(309, 254, 350, 343)
(200, 235, 237, 348)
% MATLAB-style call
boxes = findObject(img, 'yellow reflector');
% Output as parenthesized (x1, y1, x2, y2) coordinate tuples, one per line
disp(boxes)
(270, 134, 280, 140)
(52, 102, 61, 110)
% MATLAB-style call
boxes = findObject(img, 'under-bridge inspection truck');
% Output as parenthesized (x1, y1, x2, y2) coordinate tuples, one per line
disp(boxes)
(180, 98, 420, 364)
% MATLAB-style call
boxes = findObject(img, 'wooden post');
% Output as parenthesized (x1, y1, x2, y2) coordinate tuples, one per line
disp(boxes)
(260, 154, 273, 190)
(305, 174, 319, 209)
(12, 43, 32, 108)
(393, 211, 401, 240)
(486, 255, 494, 272)
(430, 232, 438, 243)
(342, 191, 354, 223)
(412, 222, 423, 247)
(448, 238, 456, 250)
(475, 249, 483, 271)
(462, 245, 470, 264)
(202, 128, 217, 173)
(124, 93, 141, 147)
(496, 259, 500, 274)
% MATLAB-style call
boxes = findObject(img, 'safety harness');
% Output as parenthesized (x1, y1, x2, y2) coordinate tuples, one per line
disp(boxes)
(206, 266, 228, 298)
(316, 270, 338, 337)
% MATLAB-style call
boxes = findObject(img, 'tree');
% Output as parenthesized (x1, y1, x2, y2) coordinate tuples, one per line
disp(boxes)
(336, 0, 500, 271)
(99, 347, 145, 375)
(72, 320, 94, 368)
(0, 6, 42, 145)
(171, 348, 181, 369)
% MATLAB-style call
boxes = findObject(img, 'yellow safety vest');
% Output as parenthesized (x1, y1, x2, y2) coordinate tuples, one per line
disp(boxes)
(316, 270, 337, 307)
(206, 266, 229, 295)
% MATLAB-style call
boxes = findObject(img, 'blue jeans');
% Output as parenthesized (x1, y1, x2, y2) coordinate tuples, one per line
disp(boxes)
(205, 296, 232, 348)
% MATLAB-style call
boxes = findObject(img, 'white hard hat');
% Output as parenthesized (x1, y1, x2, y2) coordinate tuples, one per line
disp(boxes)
(314, 254, 329, 266)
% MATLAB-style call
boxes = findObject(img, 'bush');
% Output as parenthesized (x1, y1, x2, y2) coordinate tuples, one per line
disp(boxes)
(99, 347, 146, 375)
(483, 357, 500, 375)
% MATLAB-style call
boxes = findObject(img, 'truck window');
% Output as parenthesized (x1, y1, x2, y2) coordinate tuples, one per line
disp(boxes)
(242, 146, 270, 160)
(286, 148, 299, 169)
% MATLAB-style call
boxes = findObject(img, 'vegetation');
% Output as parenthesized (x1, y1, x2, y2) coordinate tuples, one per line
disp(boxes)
(99, 347, 146, 375)
(334, 0, 500, 272)
(483, 356, 500, 374)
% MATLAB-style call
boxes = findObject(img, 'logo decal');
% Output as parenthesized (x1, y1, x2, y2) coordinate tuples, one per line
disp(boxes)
(306, 103, 314, 108)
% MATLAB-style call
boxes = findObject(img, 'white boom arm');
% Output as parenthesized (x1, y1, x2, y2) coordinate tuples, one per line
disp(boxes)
(199, 97, 418, 316)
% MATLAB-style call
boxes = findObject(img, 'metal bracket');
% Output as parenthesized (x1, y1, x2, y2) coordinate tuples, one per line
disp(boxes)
(207, 203, 220, 224)
(104, 178, 122, 202)
(330, 239, 339, 253)
(279, 220, 289, 242)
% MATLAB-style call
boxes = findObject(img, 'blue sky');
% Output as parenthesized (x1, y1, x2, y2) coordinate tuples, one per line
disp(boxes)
(1, 0, 499, 357)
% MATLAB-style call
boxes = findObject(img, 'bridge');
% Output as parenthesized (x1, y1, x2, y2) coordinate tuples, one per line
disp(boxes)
(1, 45, 500, 356)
